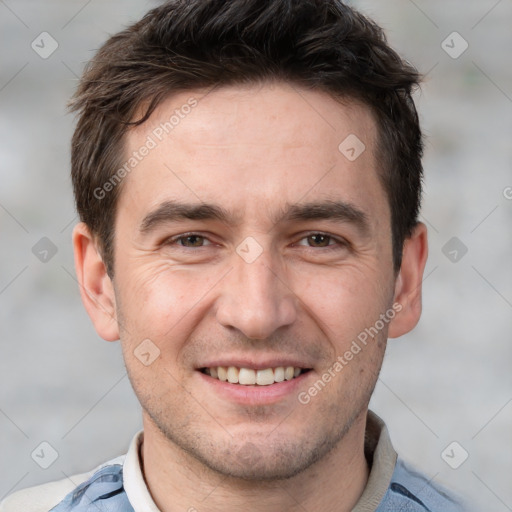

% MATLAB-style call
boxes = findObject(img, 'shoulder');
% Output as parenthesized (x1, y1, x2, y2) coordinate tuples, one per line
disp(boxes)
(377, 458, 468, 512)
(0, 470, 94, 512)
(0, 456, 126, 512)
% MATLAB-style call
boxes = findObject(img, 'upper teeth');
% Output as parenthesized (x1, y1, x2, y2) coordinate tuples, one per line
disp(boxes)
(204, 366, 302, 386)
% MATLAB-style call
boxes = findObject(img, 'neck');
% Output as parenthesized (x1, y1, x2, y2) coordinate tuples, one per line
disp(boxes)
(140, 410, 370, 512)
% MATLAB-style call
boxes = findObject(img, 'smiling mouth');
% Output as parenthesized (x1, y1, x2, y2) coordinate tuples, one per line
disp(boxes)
(200, 366, 311, 386)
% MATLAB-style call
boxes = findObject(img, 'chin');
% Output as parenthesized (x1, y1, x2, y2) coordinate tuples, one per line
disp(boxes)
(197, 443, 327, 482)
(168, 425, 342, 482)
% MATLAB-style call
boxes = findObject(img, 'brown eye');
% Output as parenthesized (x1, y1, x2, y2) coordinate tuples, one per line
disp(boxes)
(178, 235, 207, 247)
(306, 234, 332, 247)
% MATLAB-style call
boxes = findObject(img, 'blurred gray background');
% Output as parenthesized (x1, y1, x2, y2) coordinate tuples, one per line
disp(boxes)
(1, 0, 511, 510)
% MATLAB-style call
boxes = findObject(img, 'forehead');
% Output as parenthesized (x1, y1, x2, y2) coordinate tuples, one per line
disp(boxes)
(118, 82, 388, 231)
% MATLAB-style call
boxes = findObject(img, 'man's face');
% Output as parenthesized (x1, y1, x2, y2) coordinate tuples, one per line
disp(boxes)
(112, 83, 397, 479)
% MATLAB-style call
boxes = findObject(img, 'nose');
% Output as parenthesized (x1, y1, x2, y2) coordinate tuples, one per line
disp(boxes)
(215, 247, 297, 340)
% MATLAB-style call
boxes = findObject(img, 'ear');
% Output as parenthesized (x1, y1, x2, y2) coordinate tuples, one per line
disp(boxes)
(388, 222, 428, 339)
(72, 222, 119, 341)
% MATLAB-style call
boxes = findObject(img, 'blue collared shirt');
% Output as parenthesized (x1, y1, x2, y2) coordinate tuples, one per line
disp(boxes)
(49, 459, 466, 512)
(2, 412, 468, 512)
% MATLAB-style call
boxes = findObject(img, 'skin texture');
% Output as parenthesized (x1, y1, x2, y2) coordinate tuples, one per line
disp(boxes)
(73, 82, 428, 512)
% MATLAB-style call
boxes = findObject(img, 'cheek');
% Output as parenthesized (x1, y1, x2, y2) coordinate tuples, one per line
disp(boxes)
(116, 261, 224, 345)
(294, 264, 391, 344)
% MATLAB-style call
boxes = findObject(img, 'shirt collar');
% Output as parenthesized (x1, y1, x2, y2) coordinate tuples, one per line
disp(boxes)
(123, 410, 397, 512)
(122, 429, 160, 512)
(352, 410, 398, 511)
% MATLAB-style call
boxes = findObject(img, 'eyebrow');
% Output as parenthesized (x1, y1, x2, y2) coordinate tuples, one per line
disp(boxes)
(280, 200, 369, 235)
(140, 201, 234, 233)
(139, 199, 370, 235)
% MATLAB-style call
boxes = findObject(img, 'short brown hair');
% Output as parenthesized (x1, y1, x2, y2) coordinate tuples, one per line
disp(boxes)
(69, 0, 423, 276)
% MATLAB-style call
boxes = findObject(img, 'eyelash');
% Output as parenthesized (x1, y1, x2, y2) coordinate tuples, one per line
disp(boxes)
(163, 232, 348, 251)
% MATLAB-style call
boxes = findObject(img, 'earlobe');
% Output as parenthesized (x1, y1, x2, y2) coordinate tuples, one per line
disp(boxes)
(388, 222, 428, 339)
(72, 222, 119, 342)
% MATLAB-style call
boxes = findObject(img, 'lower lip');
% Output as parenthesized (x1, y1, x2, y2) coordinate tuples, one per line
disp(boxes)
(197, 371, 312, 405)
